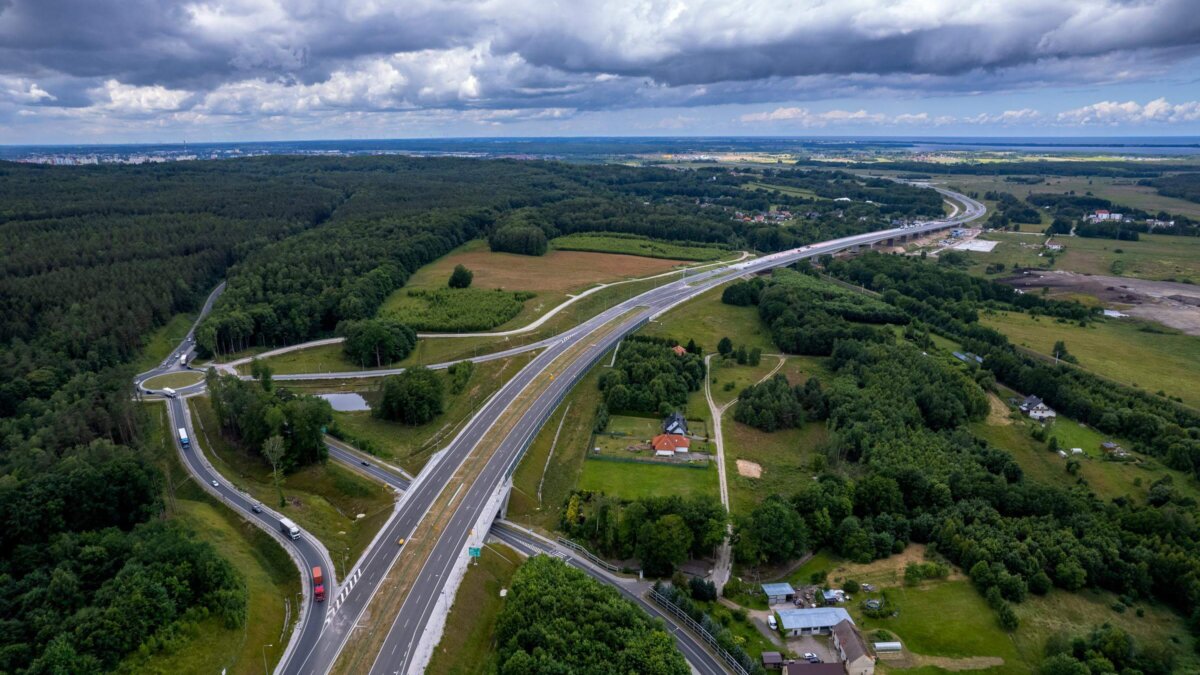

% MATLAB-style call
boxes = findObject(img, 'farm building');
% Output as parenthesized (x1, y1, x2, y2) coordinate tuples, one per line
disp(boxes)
(832, 619, 875, 675)
(776, 607, 853, 637)
(761, 582, 795, 604)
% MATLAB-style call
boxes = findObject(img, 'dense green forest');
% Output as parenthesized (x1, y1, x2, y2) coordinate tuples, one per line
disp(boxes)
(0, 155, 945, 671)
(597, 336, 705, 416)
(495, 555, 689, 674)
(1141, 173, 1200, 204)
(723, 264, 1199, 669)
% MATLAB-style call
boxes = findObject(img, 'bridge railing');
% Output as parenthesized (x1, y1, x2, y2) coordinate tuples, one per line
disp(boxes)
(648, 588, 751, 675)
(554, 537, 622, 574)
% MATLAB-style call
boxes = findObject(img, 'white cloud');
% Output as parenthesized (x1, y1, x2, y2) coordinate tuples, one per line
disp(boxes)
(93, 80, 192, 114)
(1057, 98, 1200, 125)
(0, 77, 56, 104)
(962, 108, 1042, 125)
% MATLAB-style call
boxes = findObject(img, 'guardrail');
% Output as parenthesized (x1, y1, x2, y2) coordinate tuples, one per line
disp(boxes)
(555, 537, 622, 574)
(648, 588, 751, 675)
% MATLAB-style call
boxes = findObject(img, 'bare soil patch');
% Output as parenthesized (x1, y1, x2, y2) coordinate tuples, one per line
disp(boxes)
(986, 393, 1014, 426)
(410, 246, 684, 294)
(736, 459, 762, 478)
(910, 654, 1006, 671)
(998, 270, 1200, 335)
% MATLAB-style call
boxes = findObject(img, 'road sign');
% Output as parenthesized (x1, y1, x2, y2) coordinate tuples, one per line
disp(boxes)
(468, 547, 481, 558)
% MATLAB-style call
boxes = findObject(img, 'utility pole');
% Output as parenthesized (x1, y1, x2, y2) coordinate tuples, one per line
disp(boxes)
(262, 643, 274, 675)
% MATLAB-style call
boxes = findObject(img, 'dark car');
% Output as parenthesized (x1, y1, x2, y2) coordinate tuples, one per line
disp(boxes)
(360, 460, 370, 466)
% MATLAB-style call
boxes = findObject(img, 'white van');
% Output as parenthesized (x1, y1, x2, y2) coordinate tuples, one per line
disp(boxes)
(768, 614, 778, 631)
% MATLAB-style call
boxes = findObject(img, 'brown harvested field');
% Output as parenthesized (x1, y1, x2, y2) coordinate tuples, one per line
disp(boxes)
(406, 239, 685, 294)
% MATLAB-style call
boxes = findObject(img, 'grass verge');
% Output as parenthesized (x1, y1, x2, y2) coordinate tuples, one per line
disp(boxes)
(426, 544, 522, 674)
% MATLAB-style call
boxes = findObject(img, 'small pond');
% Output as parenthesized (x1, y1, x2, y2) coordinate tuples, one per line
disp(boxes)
(318, 393, 370, 412)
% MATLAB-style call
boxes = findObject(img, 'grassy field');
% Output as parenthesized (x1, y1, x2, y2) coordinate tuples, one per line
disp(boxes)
(509, 358, 608, 530)
(1057, 233, 1200, 282)
(132, 312, 196, 372)
(384, 288, 532, 332)
(329, 357, 524, 474)
(971, 398, 1200, 504)
(982, 310, 1200, 406)
(578, 458, 719, 501)
(243, 334, 521, 375)
(709, 356, 784, 409)
(725, 420, 828, 517)
(965, 231, 1056, 276)
(550, 233, 730, 261)
(142, 370, 205, 389)
(188, 397, 396, 578)
(742, 181, 824, 201)
(945, 174, 1200, 219)
(639, 284, 775, 355)
(426, 543, 522, 674)
(121, 403, 298, 675)
(385, 239, 685, 331)
(789, 546, 1197, 674)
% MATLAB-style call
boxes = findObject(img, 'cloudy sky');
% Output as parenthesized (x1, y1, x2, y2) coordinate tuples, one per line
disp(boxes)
(2, 0, 1200, 143)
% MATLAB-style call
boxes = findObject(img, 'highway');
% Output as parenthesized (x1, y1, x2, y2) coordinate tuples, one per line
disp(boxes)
(136, 185, 985, 675)
(319, 440, 727, 675)
(337, 187, 986, 675)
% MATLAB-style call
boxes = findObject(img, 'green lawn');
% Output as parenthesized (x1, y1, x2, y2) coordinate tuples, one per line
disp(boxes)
(132, 312, 196, 372)
(188, 397, 396, 578)
(742, 181, 825, 201)
(965, 231, 1056, 276)
(383, 287, 532, 332)
(142, 370, 205, 389)
(121, 403, 298, 675)
(427, 543, 522, 674)
(851, 580, 1029, 674)
(981, 310, 1200, 407)
(639, 284, 775, 355)
(329, 357, 524, 474)
(550, 233, 730, 261)
(578, 458, 719, 501)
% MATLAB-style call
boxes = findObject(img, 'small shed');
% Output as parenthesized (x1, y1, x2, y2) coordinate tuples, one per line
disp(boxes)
(762, 651, 784, 669)
(874, 641, 902, 653)
(762, 582, 795, 604)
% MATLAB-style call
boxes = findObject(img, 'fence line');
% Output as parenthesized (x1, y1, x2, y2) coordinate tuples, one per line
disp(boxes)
(648, 588, 750, 675)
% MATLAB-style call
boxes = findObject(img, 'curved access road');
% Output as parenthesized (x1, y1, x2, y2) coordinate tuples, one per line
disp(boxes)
(325, 187, 985, 675)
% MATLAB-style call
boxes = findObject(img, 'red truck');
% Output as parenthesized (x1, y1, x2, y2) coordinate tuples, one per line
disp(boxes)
(312, 566, 325, 602)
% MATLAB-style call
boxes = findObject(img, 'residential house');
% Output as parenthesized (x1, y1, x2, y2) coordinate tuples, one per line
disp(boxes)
(832, 619, 875, 675)
(1019, 395, 1056, 421)
(651, 434, 690, 456)
(663, 411, 688, 436)
(776, 608, 853, 637)
(762, 582, 795, 604)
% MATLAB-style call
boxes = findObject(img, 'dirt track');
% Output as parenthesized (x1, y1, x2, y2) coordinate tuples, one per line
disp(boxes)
(998, 270, 1200, 335)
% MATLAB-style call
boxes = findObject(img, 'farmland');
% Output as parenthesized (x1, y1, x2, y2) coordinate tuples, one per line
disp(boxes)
(577, 458, 719, 501)
(943, 174, 1200, 219)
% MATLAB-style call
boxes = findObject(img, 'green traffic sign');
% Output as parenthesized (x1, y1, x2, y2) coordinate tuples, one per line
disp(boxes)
(468, 547, 481, 558)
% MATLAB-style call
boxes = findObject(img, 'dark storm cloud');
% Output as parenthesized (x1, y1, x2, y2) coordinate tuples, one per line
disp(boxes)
(0, 0, 1198, 124)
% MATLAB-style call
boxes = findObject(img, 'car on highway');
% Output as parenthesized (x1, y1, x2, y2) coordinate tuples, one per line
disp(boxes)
(210, 480, 219, 488)
(252, 503, 263, 513)
(397, 537, 406, 546)
(360, 460, 370, 466)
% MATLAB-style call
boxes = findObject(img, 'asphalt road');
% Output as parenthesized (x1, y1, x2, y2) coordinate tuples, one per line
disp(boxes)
(346, 189, 986, 675)
(163, 394, 337, 668)
(139, 186, 985, 675)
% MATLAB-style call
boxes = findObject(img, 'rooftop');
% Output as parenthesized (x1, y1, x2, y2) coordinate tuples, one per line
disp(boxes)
(761, 582, 795, 597)
(777, 607, 852, 631)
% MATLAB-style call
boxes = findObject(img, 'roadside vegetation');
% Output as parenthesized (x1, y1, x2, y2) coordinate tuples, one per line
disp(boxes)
(123, 404, 298, 675)
(549, 232, 731, 261)
(188, 395, 395, 578)
(427, 544, 522, 674)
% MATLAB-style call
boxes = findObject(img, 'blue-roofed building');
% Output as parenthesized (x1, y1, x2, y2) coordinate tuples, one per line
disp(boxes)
(761, 582, 795, 604)
(776, 607, 853, 636)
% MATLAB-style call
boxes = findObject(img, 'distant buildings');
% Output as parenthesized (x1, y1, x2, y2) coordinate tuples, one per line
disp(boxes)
(1086, 210, 1124, 222)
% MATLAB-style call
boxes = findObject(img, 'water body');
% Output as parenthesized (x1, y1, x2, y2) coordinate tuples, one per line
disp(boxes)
(318, 393, 370, 412)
